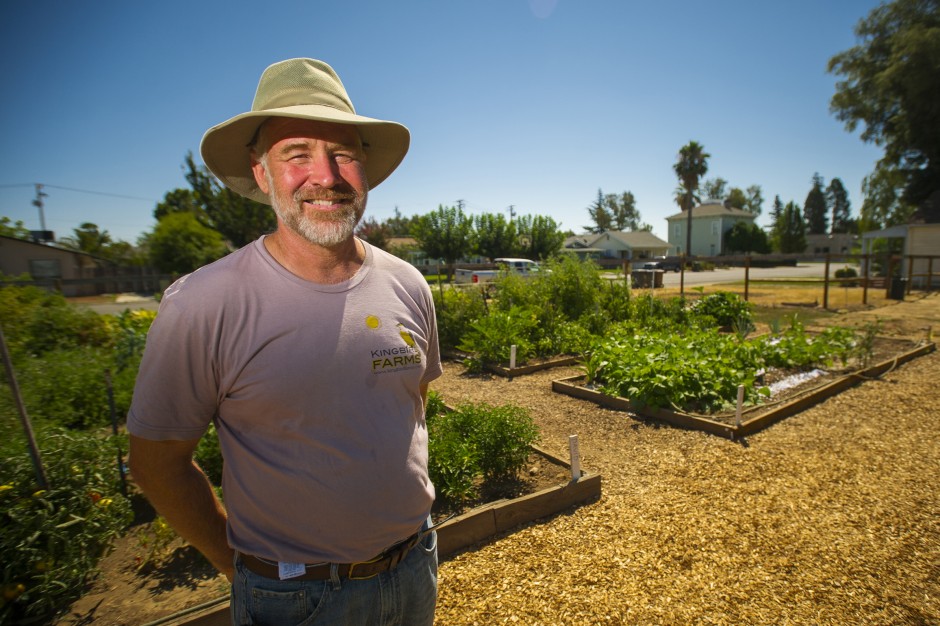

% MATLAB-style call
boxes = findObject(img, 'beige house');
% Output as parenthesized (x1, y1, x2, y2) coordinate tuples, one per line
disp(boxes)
(0, 235, 102, 296)
(861, 223, 940, 288)
(665, 201, 758, 256)
(563, 230, 671, 261)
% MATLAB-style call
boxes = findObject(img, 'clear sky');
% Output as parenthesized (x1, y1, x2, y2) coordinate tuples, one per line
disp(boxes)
(0, 0, 884, 245)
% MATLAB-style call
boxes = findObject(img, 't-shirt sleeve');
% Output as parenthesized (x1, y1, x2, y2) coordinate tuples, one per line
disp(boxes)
(126, 293, 220, 441)
(420, 282, 443, 385)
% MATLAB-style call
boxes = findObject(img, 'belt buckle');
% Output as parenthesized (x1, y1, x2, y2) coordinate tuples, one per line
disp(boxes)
(347, 555, 382, 580)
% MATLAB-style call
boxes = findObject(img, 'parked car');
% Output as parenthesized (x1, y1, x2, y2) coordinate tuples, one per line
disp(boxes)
(454, 258, 543, 284)
(649, 256, 682, 272)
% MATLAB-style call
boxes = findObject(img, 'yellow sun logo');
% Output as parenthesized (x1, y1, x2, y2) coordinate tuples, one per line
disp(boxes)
(366, 315, 381, 329)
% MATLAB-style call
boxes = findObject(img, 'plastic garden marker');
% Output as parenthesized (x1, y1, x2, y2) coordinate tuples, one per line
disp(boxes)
(568, 434, 581, 480)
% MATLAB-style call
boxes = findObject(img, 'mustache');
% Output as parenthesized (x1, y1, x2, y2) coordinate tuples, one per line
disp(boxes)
(293, 188, 357, 203)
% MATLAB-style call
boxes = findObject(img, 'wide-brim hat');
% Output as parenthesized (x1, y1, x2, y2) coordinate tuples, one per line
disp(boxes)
(200, 58, 410, 204)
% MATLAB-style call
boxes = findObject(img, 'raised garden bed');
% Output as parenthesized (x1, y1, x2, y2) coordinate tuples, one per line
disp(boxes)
(485, 356, 580, 378)
(157, 446, 601, 626)
(553, 340, 936, 440)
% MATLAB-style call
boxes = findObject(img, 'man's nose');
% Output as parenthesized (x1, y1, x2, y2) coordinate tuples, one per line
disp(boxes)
(304, 152, 342, 188)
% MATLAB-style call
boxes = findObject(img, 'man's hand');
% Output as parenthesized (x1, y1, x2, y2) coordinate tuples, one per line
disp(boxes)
(128, 435, 234, 581)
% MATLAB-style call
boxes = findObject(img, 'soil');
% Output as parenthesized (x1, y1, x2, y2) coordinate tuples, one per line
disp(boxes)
(53, 291, 940, 626)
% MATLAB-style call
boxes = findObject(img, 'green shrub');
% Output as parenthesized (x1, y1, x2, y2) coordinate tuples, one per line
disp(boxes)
(0, 427, 132, 624)
(689, 291, 753, 329)
(427, 402, 540, 505)
(458, 306, 538, 372)
(433, 286, 487, 352)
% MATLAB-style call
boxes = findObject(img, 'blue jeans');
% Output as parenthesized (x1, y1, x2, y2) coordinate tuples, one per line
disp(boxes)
(230, 529, 438, 626)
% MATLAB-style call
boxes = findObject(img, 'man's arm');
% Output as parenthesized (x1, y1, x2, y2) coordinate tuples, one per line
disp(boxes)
(128, 434, 234, 581)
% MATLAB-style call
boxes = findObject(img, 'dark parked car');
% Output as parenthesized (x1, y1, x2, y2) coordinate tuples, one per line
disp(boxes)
(642, 257, 682, 272)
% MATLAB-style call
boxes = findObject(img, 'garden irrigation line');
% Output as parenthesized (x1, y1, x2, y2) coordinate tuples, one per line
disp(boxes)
(138, 594, 229, 626)
(671, 357, 903, 421)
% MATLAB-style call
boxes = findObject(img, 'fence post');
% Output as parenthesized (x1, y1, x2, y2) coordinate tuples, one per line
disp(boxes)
(862, 254, 869, 305)
(0, 324, 48, 489)
(744, 256, 750, 301)
(822, 254, 831, 310)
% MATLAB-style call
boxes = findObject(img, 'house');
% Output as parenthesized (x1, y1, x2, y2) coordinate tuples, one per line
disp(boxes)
(665, 200, 758, 257)
(563, 230, 671, 262)
(805, 232, 859, 256)
(0, 235, 103, 296)
(861, 223, 940, 288)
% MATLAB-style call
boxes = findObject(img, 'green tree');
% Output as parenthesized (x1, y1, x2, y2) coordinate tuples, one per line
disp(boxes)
(827, 177, 853, 233)
(585, 189, 613, 233)
(515, 214, 564, 261)
(724, 221, 771, 254)
(355, 217, 391, 250)
(673, 141, 710, 257)
(148, 212, 229, 275)
(860, 165, 917, 231)
(725, 188, 748, 210)
(157, 153, 276, 248)
(474, 212, 518, 261)
(608, 191, 642, 231)
(804, 173, 829, 235)
(0, 217, 32, 240)
(383, 207, 418, 236)
(779, 201, 807, 253)
(410, 204, 474, 279)
(828, 0, 940, 220)
(769, 195, 785, 251)
(57, 222, 112, 257)
(702, 178, 728, 201)
(744, 185, 764, 215)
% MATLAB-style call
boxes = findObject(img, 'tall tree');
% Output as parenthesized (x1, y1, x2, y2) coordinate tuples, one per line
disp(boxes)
(702, 177, 729, 201)
(608, 191, 642, 231)
(410, 204, 474, 280)
(826, 178, 853, 233)
(148, 212, 228, 275)
(828, 0, 940, 221)
(744, 185, 764, 215)
(0, 217, 32, 240)
(585, 189, 613, 233)
(725, 222, 771, 254)
(673, 141, 710, 257)
(383, 207, 418, 237)
(804, 173, 829, 235)
(725, 188, 748, 210)
(769, 195, 785, 251)
(779, 202, 807, 253)
(474, 212, 518, 261)
(515, 214, 564, 261)
(355, 217, 391, 250)
(860, 165, 917, 231)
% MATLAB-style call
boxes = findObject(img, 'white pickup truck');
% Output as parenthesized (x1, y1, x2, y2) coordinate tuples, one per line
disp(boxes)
(454, 258, 543, 284)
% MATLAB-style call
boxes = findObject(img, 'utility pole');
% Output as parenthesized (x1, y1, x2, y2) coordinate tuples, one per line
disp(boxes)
(32, 184, 48, 231)
(455, 199, 465, 211)
(506, 205, 515, 222)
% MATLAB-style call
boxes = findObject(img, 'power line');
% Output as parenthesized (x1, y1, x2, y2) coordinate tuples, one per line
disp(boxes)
(0, 182, 156, 203)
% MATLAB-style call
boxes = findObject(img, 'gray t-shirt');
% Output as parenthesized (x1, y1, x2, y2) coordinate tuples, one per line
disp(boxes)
(127, 237, 442, 563)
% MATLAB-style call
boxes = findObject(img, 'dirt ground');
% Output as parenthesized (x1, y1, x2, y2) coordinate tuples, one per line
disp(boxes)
(55, 291, 940, 625)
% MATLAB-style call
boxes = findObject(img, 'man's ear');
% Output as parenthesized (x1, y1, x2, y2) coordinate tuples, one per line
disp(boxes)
(251, 153, 270, 195)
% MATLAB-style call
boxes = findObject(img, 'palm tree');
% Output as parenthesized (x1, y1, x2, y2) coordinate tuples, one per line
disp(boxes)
(673, 141, 710, 258)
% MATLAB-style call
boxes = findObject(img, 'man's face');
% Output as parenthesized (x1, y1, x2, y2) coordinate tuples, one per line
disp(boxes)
(251, 117, 369, 247)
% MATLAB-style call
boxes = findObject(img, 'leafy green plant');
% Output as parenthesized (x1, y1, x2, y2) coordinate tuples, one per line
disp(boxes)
(427, 402, 540, 506)
(0, 427, 132, 624)
(458, 306, 538, 372)
(690, 291, 754, 329)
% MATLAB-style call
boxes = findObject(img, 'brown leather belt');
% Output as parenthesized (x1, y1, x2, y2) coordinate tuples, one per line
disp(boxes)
(238, 531, 424, 581)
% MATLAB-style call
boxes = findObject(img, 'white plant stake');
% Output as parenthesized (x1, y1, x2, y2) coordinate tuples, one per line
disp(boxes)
(510, 344, 517, 369)
(568, 434, 581, 480)
(735, 385, 745, 426)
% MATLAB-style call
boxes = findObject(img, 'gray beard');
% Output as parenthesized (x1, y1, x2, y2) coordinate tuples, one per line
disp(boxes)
(267, 175, 366, 248)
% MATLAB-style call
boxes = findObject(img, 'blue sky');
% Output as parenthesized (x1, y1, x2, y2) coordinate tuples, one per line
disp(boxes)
(0, 0, 884, 245)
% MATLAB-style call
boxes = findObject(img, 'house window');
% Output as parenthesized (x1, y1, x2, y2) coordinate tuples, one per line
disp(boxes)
(711, 220, 720, 235)
(29, 259, 62, 279)
(673, 224, 681, 238)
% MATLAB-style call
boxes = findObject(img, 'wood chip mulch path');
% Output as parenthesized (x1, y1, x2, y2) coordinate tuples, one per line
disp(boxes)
(433, 337, 939, 624)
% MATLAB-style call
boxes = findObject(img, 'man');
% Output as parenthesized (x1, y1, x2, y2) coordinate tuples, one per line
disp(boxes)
(127, 58, 442, 625)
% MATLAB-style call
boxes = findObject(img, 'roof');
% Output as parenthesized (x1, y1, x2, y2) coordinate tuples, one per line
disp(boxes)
(665, 202, 757, 221)
(566, 230, 670, 249)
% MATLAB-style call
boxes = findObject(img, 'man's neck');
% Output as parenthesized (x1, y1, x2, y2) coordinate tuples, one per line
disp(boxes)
(263, 229, 365, 284)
